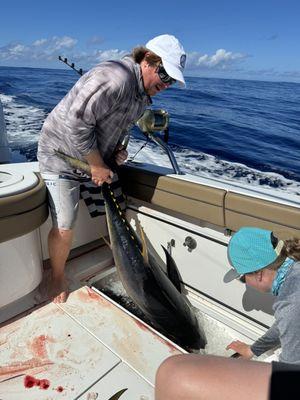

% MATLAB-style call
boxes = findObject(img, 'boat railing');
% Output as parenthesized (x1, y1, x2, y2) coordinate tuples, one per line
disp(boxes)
(136, 109, 183, 175)
(145, 131, 183, 175)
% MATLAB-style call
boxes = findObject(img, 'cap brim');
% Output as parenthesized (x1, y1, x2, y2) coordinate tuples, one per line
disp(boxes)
(223, 268, 240, 283)
(162, 59, 186, 87)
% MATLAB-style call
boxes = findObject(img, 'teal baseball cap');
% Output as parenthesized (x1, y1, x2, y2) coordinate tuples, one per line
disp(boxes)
(226, 227, 284, 282)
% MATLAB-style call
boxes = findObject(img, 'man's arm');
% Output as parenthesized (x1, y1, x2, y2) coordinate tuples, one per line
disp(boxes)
(85, 149, 113, 186)
(66, 69, 121, 155)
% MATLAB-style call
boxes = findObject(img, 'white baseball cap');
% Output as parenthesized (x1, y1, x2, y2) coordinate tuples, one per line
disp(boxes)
(146, 34, 186, 87)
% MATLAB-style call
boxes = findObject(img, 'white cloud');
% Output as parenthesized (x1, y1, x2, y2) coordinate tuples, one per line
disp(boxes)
(0, 42, 29, 60)
(0, 37, 299, 82)
(0, 37, 247, 71)
(95, 49, 128, 62)
(187, 49, 249, 70)
(0, 36, 78, 64)
(33, 39, 48, 46)
(10, 44, 27, 54)
(63, 49, 128, 69)
(52, 36, 77, 50)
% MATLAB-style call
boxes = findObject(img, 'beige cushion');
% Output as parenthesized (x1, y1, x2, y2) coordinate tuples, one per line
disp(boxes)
(0, 173, 48, 242)
(225, 192, 300, 238)
(120, 166, 300, 239)
(119, 166, 226, 227)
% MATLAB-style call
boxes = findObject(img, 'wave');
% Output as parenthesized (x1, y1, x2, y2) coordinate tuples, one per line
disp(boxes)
(0, 93, 46, 145)
(127, 137, 300, 197)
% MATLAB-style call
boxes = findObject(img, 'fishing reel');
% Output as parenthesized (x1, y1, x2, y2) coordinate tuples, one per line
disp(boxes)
(135, 108, 181, 174)
(136, 109, 169, 143)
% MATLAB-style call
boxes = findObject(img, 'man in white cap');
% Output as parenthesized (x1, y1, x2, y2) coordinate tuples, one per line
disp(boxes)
(38, 34, 186, 303)
(144, 34, 186, 88)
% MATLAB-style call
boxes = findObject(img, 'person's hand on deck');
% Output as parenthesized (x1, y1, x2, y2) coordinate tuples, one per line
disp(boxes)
(226, 340, 254, 359)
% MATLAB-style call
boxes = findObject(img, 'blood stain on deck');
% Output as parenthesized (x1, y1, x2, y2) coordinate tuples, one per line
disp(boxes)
(24, 375, 50, 390)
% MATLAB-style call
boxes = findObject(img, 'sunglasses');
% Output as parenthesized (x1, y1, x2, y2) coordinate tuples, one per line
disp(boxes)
(157, 64, 176, 85)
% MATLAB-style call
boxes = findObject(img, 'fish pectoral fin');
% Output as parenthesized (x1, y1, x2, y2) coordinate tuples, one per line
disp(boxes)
(107, 388, 128, 400)
(162, 245, 182, 293)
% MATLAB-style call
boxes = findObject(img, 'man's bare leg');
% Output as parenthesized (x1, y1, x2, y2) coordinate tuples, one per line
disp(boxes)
(48, 227, 73, 303)
(155, 354, 272, 400)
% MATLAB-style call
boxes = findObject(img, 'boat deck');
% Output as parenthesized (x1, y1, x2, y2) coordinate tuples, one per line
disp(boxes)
(0, 284, 182, 400)
(0, 241, 185, 400)
(0, 238, 279, 400)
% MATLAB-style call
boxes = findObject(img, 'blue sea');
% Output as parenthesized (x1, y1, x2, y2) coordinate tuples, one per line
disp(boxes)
(0, 65, 300, 196)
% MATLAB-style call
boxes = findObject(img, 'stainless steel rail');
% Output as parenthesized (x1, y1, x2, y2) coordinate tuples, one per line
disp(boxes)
(147, 132, 183, 175)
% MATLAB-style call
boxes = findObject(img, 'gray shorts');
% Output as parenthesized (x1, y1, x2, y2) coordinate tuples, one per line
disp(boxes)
(41, 173, 81, 230)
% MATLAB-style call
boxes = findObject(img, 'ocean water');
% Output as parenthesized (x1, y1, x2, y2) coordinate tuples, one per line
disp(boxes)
(0, 65, 299, 196)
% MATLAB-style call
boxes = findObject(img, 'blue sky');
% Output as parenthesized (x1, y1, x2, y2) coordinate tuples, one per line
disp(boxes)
(1, 0, 300, 82)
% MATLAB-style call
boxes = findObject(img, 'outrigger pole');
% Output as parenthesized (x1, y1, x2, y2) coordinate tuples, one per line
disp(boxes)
(58, 56, 83, 76)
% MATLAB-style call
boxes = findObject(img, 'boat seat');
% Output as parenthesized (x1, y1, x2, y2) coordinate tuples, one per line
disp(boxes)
(119, 166, 226, 227)
(0, 173, 48, 243)
(120, 165, 300, 239)
(224, 192, 300, 238)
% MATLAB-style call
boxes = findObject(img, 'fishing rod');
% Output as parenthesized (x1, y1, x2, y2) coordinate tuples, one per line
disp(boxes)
(58, 55, 83, 76)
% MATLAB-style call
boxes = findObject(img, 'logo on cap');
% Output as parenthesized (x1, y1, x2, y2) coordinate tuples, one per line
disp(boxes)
(180, 54, 186, 68)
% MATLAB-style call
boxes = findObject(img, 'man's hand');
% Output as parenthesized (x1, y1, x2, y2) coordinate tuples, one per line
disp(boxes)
(85, 150, 113, 186)
(90, 164, 113, 186)
(114, 145, 128, 166)
(226, 340, 254, 359)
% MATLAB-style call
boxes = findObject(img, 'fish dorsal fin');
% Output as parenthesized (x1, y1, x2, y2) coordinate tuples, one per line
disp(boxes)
(107, 388, 128, 400)
(137, 222, 149, 265)
(162, 246, 182, 293)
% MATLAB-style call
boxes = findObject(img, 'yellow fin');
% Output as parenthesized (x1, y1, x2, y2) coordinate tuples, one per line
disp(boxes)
(137, 222, 149, 265)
